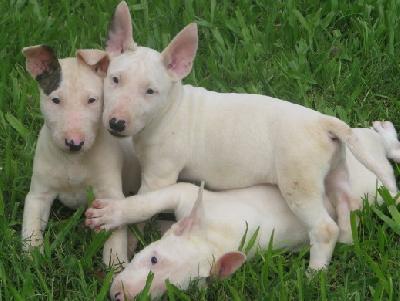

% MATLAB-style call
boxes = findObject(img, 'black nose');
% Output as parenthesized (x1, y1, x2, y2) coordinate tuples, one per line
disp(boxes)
(65, 139, 84, 152)
(109, 118, 126, 132)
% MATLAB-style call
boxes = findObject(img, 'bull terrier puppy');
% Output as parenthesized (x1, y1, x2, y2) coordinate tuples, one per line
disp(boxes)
(87, 124, 400, 246)
(87, 124, 399, 300)
(97, 2, 397, 270)
(21, 45, 141, 266)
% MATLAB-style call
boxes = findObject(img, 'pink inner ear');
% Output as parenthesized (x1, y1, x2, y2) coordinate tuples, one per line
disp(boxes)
(106, 1, 135, 55)
(214, 252, 246, 279)
(162, 23, 198, 80)
(166, 50, 194, 78)
(26, 50, 53, 77)
(172, 216, 193, 236)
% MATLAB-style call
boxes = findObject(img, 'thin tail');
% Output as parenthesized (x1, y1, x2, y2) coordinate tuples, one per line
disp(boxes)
(321, 116, 397, 193)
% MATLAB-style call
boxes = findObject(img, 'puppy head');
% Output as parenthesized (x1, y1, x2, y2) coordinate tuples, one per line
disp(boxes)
(23, 46, 109, 153)
(102, 1, 198, 138)
(109, 185, 245, 300)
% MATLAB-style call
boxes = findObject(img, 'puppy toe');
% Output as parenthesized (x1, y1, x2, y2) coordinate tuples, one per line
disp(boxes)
(383, 120, 394, 129)
(372, 121, 383, 132)
(92, 199, 107, 209)
(85, 209, 94, 218)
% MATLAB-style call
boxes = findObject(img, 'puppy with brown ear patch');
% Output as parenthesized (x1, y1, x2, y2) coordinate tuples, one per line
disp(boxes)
(21, 45, 141, 266)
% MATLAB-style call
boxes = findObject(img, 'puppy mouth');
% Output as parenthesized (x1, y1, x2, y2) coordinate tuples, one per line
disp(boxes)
(108, 130, 128, 138)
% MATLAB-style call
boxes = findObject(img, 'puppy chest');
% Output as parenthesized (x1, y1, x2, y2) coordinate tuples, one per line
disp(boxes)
(50, 161, 90, 190)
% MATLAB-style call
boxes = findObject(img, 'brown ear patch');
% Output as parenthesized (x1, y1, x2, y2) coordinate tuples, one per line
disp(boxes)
(22, 45, 61, 95)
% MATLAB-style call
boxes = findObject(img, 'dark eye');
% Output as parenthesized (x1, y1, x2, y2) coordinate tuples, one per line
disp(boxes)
(88, 97, 96, 104)
(113, 76, 119, 84)
(146, 88, 155, 95)
(51, 97, 60, 104)
(151, 256, 158, 265)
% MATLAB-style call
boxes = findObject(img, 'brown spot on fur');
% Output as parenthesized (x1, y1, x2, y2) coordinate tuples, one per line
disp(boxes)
(35, 46, 61, 95)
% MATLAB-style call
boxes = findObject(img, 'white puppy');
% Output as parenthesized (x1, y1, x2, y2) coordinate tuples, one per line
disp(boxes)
(85, 124, 400, 300)
(21, 45, 141, 266)
(97, 2, 396, 269)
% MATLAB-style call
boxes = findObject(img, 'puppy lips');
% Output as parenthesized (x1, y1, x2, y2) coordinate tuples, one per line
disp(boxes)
(108, 130, 128, 138)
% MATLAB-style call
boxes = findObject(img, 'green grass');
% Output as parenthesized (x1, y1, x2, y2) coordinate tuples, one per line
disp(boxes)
(1, 0, 400, 299)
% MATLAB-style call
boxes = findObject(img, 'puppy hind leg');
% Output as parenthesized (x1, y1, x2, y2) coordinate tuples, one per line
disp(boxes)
(279, 172, 339, 270)
(325, 161, 359, 244)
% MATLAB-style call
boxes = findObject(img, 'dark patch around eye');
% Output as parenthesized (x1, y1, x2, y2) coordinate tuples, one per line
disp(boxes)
(35, 46, 62, 95)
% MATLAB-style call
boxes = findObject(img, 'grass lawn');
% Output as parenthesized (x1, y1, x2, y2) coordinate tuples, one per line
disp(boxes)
(1, 0, 400, 300)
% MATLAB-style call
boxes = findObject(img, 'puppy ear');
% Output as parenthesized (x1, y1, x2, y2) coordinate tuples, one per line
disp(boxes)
(161, 23, 198, 81)
(210, 251, 246, 279)
(172, 181, 206, 236)
(106, 1, 136, 56)
(76, 49, 110, 77)
(22, 45, 61, 95)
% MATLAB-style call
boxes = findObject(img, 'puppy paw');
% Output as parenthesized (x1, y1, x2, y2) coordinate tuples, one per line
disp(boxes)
(373, 121, 397, 138)
(85, 199, 124, 231)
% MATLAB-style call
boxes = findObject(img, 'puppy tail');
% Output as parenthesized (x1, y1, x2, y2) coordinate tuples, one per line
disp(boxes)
(321, 116, 397, 193)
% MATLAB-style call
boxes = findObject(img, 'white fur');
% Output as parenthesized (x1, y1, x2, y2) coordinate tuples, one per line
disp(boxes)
(21, 48, 141, 266)
(86, 124, 399, 300)
(101, 8, 396, 270)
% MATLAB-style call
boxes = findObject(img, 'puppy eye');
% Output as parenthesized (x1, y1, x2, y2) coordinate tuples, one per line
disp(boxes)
(146, 88, 155, 95)
(151, 256, 158, 265)
(88, 97, 96, 104)
(51, 97, 60, 104)
(112, 76, 119, 84)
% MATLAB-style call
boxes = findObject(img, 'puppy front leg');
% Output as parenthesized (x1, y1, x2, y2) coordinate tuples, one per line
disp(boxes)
(86, 183, 197, 230)
(138, 162, 181, 194)
(94, 175, 128, 267)
(22, 191, 54, 250)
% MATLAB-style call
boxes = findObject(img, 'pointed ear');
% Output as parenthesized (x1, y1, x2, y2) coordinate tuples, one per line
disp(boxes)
(161, 23, 198, 81)
(76, 49, 110, 77)
(22, 45, 61, 95)
(210, 251, 246, 279)
(172, 182, 206, 236)
(106, 1, 136, 56)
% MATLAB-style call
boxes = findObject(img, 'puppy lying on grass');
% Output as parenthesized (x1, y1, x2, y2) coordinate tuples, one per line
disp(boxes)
(21, 45, 140, 266)
(86, 123, 400, 300)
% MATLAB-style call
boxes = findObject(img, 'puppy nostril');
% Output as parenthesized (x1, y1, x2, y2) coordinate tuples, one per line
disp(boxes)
(65, 139, 84, 152)
(109, 118, 126, 132)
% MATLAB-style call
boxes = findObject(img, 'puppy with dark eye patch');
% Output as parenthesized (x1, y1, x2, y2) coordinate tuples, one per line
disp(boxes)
(21, 45, 141, 266)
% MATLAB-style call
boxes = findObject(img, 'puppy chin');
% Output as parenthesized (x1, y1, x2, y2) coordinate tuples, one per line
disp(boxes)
(108, 129, 128, 138)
